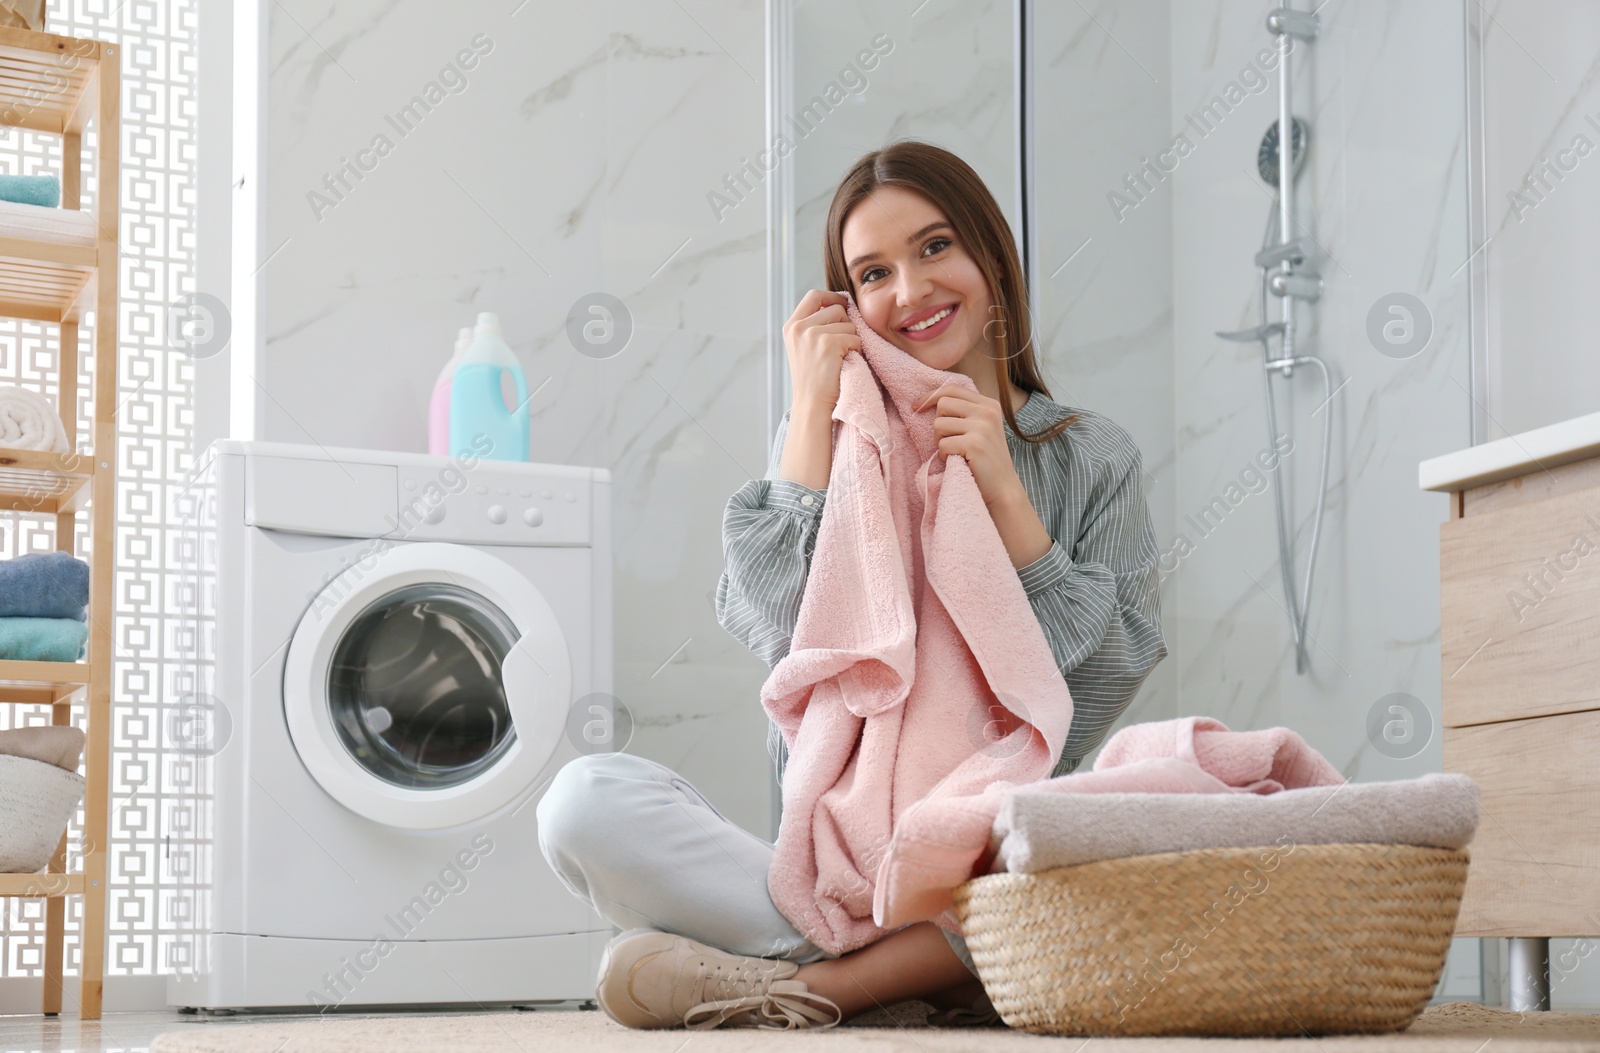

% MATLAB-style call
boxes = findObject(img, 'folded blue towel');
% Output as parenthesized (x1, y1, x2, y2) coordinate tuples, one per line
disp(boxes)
(0, 617, 87, 662)
(0, 174, 60, 208)
(0, 551, 89, 619)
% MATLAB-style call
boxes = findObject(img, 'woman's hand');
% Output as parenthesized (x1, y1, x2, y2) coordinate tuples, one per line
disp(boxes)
(915, 382, 1054, 568)
(913, 383, 1025, 508)
(783, 289, 857, 416)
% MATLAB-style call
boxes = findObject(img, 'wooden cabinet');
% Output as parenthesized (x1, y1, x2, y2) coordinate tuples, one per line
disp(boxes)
(1424, 416, 1600, 939)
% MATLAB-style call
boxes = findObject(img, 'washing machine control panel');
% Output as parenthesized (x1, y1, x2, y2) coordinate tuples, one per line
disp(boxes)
(239, 446, 603, 546)
(392, 465, 591, 546)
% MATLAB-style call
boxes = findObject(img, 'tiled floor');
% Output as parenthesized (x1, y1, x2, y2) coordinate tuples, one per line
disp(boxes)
(0, 1005, 593, 1053)
(0, 1007, 300, 1053)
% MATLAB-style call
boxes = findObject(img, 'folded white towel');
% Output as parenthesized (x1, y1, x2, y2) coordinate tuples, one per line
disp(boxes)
(990, 771, 1480, 874)
(0, 753, 86, 873)
(0, 384, 68, 452)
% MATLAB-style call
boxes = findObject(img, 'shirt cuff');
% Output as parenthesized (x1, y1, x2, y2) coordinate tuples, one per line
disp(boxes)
(1016, 538, 1073, 598)
(763, 477, 827, 515)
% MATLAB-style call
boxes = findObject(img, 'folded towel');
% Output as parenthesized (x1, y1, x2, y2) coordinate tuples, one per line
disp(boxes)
(0, 726, 84, 772)
(0, 753, 87, 873)
(761, 290, 1078, 955)
(0, 173, 60, 207)
(873, 715, 1348, 933)
(0, 617, 87, 662)
(990, 770, 1480, 874)
(0, 551, 89, 619)
(0, 384, 68, 452)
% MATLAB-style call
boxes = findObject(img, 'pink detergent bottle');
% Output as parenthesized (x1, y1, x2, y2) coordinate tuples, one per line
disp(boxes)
(427, 326, 472, 456)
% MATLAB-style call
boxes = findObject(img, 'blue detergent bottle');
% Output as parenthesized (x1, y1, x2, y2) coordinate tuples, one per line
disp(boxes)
(449, 311, 530, 462)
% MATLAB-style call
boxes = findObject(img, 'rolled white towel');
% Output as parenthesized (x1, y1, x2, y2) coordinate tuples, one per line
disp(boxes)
(0, 384, 68, 452)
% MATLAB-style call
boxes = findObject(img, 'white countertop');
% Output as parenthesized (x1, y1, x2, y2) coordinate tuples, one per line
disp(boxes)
(1419, 410, 1600, 491)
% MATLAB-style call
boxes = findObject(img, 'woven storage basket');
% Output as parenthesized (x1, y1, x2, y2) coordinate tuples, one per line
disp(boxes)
(952, 841, 1469, 1037)
(0, 753, 85, 873)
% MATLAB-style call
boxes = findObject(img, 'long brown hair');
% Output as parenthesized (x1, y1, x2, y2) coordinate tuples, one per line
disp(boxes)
(822, 139, 1077, 444)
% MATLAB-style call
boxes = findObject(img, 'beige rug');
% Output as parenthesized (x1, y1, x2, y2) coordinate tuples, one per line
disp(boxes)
(148, 1001, 1600, 1051)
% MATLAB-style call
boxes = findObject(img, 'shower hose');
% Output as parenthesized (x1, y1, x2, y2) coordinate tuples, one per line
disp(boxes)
(1255, 198, 1333, 675)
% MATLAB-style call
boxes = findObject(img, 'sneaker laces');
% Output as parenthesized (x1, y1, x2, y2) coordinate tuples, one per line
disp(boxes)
(690, 956, 782, 1003)
(684, 979, 842, 1031)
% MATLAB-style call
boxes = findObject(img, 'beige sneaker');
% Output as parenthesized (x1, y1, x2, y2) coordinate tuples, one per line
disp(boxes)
(595, 928, 842, 1031)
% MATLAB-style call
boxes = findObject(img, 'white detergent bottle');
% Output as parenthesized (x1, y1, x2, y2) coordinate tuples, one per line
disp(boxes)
(449, 312, 530, 462)
(427, 326, 472, 457)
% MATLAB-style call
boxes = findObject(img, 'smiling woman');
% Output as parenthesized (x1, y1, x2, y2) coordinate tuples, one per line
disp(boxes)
(702, 139, 1170, 1022)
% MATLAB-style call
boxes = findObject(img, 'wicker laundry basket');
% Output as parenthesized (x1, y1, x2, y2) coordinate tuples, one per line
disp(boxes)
(0, 753, 85, 873)
(952, 841, 1469, 1037)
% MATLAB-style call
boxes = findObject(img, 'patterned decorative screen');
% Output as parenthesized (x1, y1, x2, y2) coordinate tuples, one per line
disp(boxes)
(0, 0, 196, 986)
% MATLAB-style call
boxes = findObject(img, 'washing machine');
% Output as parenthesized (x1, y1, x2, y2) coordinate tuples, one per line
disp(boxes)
(165, 439, 614, 1011)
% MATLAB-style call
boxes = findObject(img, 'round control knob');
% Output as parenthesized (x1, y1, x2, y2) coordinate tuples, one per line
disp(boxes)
(423, 505, 446, 525)
(487, 505, 507, 525)
(523, 507, 544, 527)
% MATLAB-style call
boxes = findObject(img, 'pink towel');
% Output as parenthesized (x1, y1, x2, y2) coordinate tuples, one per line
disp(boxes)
(759, 292, 1348, 954)
(760, 290, 1076, 955)
(873, 714, 1347, 929)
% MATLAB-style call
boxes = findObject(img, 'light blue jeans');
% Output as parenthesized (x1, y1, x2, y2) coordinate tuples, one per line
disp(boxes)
(535, 752, 979, 976)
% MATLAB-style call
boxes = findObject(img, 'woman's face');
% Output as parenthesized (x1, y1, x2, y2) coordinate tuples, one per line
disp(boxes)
(840, 185, 997, 378)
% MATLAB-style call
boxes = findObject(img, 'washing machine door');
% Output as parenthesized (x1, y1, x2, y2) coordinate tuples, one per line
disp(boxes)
(282, 542, 571, 830)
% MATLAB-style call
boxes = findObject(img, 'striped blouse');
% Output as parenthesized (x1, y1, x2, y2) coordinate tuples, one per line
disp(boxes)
(714, 388, 1169, 789)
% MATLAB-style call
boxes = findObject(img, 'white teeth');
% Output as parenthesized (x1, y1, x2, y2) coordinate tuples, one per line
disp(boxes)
(904, 306, 953, 332)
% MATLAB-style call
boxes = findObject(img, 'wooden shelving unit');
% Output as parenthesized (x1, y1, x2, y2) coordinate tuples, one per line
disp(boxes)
(0, 25, 119, 1021)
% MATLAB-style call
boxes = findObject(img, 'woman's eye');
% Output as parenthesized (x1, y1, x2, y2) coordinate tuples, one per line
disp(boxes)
(864, 238, 947, 283)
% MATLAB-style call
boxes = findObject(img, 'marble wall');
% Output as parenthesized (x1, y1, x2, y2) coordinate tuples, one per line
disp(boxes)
(1476, 0, 1600, 438)
(1029, 0, 1176, 721)
(246, 0, 781, 834)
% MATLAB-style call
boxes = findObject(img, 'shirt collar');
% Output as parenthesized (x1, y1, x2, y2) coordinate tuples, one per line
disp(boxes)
(1007, 389, 1067, 434)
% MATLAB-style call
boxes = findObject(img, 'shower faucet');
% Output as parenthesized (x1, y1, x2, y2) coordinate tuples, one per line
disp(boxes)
(1212, 0, 1333, 677)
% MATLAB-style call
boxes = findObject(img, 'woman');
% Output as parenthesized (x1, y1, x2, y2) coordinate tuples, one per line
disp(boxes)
(537, 139, 1168, 1031)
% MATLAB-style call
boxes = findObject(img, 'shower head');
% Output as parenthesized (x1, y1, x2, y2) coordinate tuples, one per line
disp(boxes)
(1257, 117, 1309, 186)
